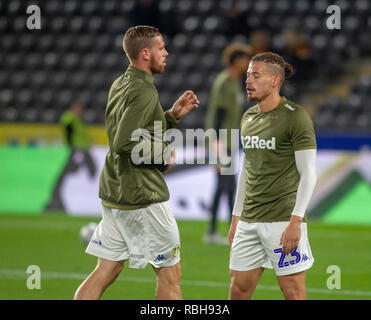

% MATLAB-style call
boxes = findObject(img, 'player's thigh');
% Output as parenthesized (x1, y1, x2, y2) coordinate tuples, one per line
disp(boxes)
(230, 267, 264, 291)
(276, 270, 307, 299)
(152, 261, 181, 285)
(96, 257, 124, 277)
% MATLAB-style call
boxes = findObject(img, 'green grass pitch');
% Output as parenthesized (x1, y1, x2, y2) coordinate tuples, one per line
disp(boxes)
(0, 214, 370, 300)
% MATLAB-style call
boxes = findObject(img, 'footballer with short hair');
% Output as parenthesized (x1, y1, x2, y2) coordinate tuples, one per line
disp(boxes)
(74, 25, 199, 300)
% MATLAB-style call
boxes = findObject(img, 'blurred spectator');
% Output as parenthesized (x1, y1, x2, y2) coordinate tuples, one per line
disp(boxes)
(249, 30, 271, 55)
(283, 30, 317, 88)
(46, 101, 96, 211)
(60, 101, 90, 148)
(204, 43, 252, 244)
(223, 2, 249, 37)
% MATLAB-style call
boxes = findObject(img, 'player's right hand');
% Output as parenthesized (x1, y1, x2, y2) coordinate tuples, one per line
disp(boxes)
(169, 90, 199, 119)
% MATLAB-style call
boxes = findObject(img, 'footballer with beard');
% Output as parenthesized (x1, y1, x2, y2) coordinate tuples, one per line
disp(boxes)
(74, 26, 199, 300)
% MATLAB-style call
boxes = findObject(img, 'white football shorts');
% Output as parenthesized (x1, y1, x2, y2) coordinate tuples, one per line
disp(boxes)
(230, 220, 314, 276)
(85, 201, 181, 269)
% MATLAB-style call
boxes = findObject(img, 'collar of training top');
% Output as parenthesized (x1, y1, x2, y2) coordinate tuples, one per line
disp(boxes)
(127, 64, 155, 84)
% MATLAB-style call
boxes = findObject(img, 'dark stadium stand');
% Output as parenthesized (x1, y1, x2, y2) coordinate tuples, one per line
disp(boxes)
(1, 0, 370, 132)
(314, 75, 371, 131)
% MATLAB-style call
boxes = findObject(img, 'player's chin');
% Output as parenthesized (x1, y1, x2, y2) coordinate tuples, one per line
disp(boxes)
(156, 66, 165, 74)
(150, 64, 165, 75)
(247, 94, 258, 102)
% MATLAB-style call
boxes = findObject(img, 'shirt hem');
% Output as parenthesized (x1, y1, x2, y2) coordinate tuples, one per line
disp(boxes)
(240, 216, 307, 223)
(101, 199, 149, 210)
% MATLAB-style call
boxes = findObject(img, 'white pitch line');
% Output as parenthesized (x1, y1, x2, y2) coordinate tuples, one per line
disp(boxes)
(2, 221, 371, 239)
(1, 269, 371, 297)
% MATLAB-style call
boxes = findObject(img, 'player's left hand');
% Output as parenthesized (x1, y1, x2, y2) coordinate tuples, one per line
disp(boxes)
(162, 149, 176, 173)
(169, 90, 199, 119)
(280, 216, 302, 255)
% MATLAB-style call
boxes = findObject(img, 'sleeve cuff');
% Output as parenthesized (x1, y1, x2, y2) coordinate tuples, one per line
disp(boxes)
(165, 111, 179, 129)
(232, 211, 242, 217)
(291, 211, 305, 218)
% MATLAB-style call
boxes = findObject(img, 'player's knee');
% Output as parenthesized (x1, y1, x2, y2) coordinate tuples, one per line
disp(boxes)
(96, 261, 123, 284)
(280, 285, 306, 300)
(156, 274, 181, 298)
(229, 282, 241, 299)
(167, 271, 182, 286)
(112, 263, 124, 278)
(229, 275, 251, 299)
(156, 264, 181, 287)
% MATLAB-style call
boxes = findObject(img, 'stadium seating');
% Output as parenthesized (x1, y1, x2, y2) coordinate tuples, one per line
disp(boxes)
(1, 0, 370, 132)
(314, 75, 371, 131)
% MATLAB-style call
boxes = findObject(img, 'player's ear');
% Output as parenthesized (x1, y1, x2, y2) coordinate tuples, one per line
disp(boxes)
(141, 48, 151, 62)
(272, 75, 281, 87)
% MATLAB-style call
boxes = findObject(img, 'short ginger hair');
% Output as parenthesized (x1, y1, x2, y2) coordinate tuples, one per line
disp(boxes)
(123, 25, 161, 62)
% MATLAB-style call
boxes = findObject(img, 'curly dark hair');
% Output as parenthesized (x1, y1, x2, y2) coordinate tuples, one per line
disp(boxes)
(222, 43, 252, 66)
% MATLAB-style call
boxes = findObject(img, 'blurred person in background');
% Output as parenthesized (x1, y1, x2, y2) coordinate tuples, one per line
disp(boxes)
(60, 101, 91, 150)
(250, 30, 271, 56)
(283, 30, 317, 90)
(46, 101, 96, 211)
(204, 43, 252, 245)
(223, 2, 249, 37)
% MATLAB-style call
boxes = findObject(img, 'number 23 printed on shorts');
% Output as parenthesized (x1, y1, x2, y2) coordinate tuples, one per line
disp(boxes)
(273, 248, 310, 268)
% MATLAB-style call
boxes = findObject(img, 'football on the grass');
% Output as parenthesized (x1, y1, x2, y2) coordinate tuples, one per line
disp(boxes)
(79, 222, 97, 246)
